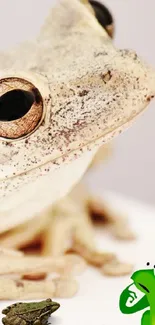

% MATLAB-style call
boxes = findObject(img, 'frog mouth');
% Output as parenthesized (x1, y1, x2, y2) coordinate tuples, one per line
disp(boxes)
(138, 283, 150, 293)
(0, 98, 151, 182)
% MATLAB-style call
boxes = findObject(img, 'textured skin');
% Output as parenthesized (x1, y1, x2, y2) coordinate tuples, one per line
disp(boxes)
(0, 0, 155, 232)
(2, 299, 60, 325)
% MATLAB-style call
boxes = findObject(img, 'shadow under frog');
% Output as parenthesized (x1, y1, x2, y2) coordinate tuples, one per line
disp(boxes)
(119, 263, 155, 325)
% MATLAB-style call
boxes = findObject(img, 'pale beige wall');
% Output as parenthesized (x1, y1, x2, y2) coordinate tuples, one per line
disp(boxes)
(90, 0, 155, 205)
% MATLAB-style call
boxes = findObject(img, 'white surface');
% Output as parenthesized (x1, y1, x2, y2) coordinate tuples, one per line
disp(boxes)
(1, 192, 155, 325)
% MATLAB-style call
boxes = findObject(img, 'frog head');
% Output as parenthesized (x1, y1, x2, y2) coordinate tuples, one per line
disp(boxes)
(0, 0, 155, 232)
(131, 266, 155, 298)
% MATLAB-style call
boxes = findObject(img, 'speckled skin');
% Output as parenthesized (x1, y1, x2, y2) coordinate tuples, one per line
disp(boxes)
(2, 298, 60, 325)
(0, 0, 155, 232)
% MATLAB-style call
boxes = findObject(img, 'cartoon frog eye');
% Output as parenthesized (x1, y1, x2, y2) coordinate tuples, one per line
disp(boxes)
(89, 1, 114, 38)
(146, 262, 150, 266)
(0, 77, 43, 140)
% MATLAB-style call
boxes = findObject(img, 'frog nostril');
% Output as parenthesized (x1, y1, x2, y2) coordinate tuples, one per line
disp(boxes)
(0, 89, 35, 122)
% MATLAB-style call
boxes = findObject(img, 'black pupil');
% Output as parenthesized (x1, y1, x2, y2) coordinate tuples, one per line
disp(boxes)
(89, 1, 113, 29)
(0, 89, 35, 122)
(146, 262, 150, 266)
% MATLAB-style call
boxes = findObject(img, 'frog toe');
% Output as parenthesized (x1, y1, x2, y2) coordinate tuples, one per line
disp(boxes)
(2, 317, 7, 325)
(34, 319, 41, 325)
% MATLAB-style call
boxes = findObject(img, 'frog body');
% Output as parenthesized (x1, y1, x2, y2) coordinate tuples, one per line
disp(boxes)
(2, 299, 60, 325)
(0, 0, 155, 274)
(119, 267, 155, 324)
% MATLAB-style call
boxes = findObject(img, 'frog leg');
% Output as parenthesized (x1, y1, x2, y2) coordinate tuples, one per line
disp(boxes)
(41, 196, 119, 268)
(68, 180, 136, 243)
(41, 199, 76, 257)
(76, 144, 136, 241)
(2, 316, 26, 325)
(41, 194, 115, 265)
(2, 317, 7, 325)
(141, 310, 150, 325)
(72, 203, 116, 267)
(40, 311, 54, 325)
(41, 145, 134, 272)
(85, 190, 136, 240)
(34, 311, 51, 325)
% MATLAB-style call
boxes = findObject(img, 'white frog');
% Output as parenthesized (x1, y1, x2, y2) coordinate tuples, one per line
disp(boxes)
(0, 0, 155, 270)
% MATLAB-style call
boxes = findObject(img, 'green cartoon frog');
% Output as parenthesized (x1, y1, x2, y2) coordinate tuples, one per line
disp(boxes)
(119, 263, 155, 324)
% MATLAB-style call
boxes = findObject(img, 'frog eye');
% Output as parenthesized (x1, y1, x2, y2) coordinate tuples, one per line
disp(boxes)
(146, 262, 155, 274)
(0, 77, 43, 140)
(89, 1, 114, 38)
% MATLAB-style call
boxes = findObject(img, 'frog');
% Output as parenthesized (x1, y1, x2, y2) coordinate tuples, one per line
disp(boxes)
(119, 263, 155, 324)
(1, 298, 60, 325)
(0, 0, 155, 270)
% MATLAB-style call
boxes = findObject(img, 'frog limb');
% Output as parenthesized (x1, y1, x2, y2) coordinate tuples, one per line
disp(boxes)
(39, 310, 52, 325)
(141, 310, 150, 325)
(80, 144, 136, 240)
(119, 283, 149, 314)
(2, 318, 7, 325)
(0, 276, 78, 300)
(0, 253, 86, 276)
(72, 209, 116, 267)
(41, 194, 133, 272)
(128, 290, 137, 303)
(0, 213, 50, 250)
(40, 143, 134, 269)
(39, 144, 135, 270)
(73, 183, 136, 240)
(41, 195, 116, 267)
